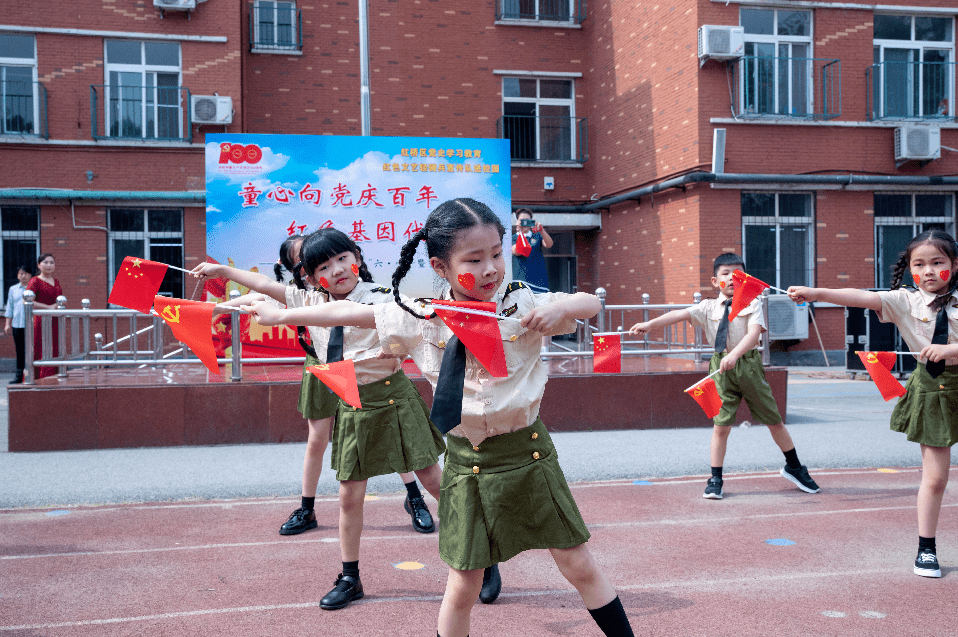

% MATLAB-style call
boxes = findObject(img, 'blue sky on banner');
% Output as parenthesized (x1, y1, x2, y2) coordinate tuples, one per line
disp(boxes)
(205, 134, 512, 299)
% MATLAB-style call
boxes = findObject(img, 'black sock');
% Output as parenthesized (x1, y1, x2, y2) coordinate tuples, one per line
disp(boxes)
(711, 466, 723, 479)
(342, 560, 359, 579)
(919, 536, 936, 552)
(404, 480, 422, 500)
(783, 448, 801, 469)
(301, 496, 315, 511)
(588, 596, 634, 637)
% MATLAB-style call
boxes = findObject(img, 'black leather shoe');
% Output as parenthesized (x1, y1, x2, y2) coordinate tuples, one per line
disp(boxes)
(479, 564, 501, 604)
(279, 507, 317, 535)
(404, 495, 435, 533)
(8, 374, 22, 385)
(320, 573, 364, 610)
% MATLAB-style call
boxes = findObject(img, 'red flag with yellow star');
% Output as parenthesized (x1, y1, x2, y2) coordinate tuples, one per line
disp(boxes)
(108, 256, 169, 313)
(153, 296, 220, 374)
(308, 360, 362, 409)
(685, 378, 724, 419)
(515, 231, 532, 257)
(431, 299, 508, 377)
(856, 351, 907, 401)
(729, 269, 771, 321)
(593, 333, 621, 373)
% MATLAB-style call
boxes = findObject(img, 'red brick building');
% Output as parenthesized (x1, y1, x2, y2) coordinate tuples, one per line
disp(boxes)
(1, 0, 957, 366)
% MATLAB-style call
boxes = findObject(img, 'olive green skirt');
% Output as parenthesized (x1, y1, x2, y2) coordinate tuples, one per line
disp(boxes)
(438, 419, 591, 571)
(331, 369, 445, 481)
(297, 353, 340, 420)
(890, 363, 958, 448)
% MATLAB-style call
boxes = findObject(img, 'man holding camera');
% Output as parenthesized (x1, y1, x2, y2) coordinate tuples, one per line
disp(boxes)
(511, 208, 553, 293)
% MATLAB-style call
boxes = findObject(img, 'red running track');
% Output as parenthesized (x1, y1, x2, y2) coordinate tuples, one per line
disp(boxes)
(1, 467, 955, 636)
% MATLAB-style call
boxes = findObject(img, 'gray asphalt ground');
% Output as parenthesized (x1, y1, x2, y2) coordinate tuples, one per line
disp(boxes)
(0, 367, 927, 508)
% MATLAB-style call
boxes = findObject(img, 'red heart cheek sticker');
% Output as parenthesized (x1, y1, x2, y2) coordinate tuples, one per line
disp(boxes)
(457, 273, 476, 290)
(719, 281, 726, 289)
(913, 274, 921, 285)
(940, 270, 951, 281)
(351, 263, 359, 276)
(319, 277, 329, 289)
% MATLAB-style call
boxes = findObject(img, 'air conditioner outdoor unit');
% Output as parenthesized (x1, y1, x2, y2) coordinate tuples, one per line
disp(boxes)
(191, 95, 233, 125)
(697, 25, 745, 62)
(766, 295, 809, 341)
(154, 0, 197, 9)
(894, 125, 941, 164)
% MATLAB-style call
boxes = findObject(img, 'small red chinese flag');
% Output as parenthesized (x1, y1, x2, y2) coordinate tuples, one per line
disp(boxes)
(729, 269, 771, 320)
(515, 232, 532, 257)
(856, 351, 907, 401)
(308, 360, 362, 409)
(108, 256, 169, 313)
(431, 299, 508, 377)
(153, 296, 220, 374)
(593, 333, 621, 373)
(685, 378, 724, 419)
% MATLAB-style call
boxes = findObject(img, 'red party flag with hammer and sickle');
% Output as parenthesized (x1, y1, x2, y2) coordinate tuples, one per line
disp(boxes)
(108, 256, 169, 313)
(308, 360, 362, 409)
(856, 351, 907, 401)
(685, 378, 724, 419)
(593, 333, 621, 373)
(153, 296, 220, 374)
(515, 231, 532, 258)
(431, 299, 508, 377)
(729, 269, 771, 320)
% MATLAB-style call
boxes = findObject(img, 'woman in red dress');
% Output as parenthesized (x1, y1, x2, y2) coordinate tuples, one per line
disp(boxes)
(27, 253, 62, 380)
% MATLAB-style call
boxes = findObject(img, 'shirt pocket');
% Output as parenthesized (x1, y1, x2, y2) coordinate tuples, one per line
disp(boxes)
(909, 306, 935, 341)
(418, 323, 447, 374)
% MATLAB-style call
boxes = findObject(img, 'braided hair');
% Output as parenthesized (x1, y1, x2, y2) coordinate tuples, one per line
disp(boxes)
(296, 228, 374, 291)
(889, 229, 958, 313)
(274, 235, 305, 286)
(391, 198, 506, 319)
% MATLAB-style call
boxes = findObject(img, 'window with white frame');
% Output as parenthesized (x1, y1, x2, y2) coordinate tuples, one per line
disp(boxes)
(871, 15, 954, 119)
(739, 7, 813, 117)
(104, 40, 182, 139)
(741, 192, 815, 291)
(501, 77, 577, 162)
(0, 34, 38, 135)
(109, 209, 184, 299)
(498, 0, 576, 23)
(0, 207, 40, 300)
(252, 1, 298, 51)
(874, 193, 956, 288)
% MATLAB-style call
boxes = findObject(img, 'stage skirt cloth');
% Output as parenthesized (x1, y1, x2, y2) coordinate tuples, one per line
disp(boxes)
(890, 362, 958, 448)
(438, 418, 591, 571)
(297, 353, 340, 420)
(331, 369, 445, 481)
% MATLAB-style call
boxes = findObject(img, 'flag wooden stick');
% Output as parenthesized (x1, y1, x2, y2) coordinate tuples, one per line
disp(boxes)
(592, 331, 623, 337)
(433, 305, 522, 322)
(684, 368, 722, 393)
(102, 324, 155, 349)
(808, 304, 830, 367)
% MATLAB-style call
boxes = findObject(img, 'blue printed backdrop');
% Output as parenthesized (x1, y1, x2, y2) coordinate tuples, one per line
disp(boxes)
(205, 134, 512, 298)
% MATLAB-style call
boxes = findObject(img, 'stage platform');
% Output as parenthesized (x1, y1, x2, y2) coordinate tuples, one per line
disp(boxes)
(7, 356, 787, 452)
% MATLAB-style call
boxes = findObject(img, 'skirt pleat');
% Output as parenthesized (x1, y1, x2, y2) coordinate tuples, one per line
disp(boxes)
(890, 363, 958, 448)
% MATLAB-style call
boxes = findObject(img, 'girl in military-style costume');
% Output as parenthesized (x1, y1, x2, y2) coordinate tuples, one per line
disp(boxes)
(193, 230, 443, 611)
(789, 229, 958, 579)
(243, 199, 635, 637)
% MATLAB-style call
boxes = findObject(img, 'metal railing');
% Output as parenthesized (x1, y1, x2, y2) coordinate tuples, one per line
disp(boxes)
(90, 84, 192, 142)
(497, 115, 588, 163)
(866, 60, 955, 121)
(495, 0, 587, 23)
(249, 2, 303, 52)
(1, 80, 48, 138)
(733, 56, 841, 121)
(22, 288, 772, 385)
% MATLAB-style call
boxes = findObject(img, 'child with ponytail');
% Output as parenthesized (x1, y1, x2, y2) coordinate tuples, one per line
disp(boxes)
(243, 199, 635, 637)
(789, 228, 958, 578)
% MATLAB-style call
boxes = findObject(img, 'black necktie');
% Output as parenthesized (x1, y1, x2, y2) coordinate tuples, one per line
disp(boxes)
(714, 299, 733, 353)
(430, 336, 466, 434)
(926, 306, 949, 378)
(326, 326, 344, 363)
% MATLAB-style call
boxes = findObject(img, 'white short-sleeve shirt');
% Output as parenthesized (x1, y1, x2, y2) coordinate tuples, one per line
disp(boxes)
(686, 296, 765, 352)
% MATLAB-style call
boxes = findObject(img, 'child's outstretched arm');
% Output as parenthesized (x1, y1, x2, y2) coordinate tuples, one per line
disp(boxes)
(191, 262, 288, 303)
(787, 286, 882, 312)
(243, 298, 377, 330)
(522, 292, 600, 334)
(629, 308, 692, 336)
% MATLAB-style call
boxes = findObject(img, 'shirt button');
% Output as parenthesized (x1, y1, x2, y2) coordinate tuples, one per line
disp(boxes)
(389, 399, 395, 405)
(940, 385, 945, 389)
(385, 380, 390, 385)
(531, 432, 538, 440)
(438, 340, 446, 348)
(532, 452, 540, 460)
(473, 446, 480, 451)
(509, 335, 517, 341)
(473, 466, 480, 474)
(484, 399, 492, 405)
